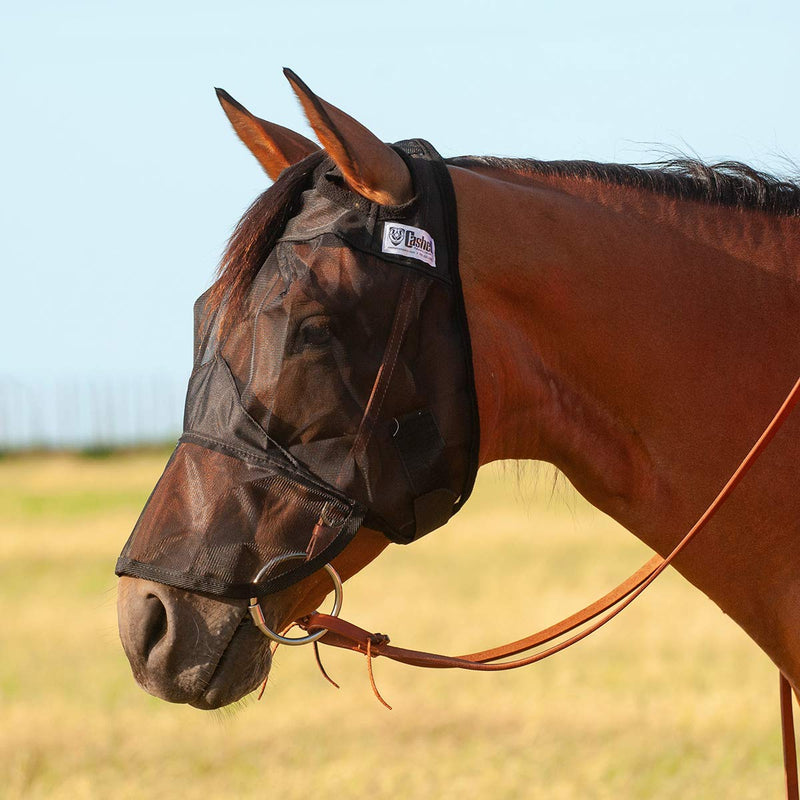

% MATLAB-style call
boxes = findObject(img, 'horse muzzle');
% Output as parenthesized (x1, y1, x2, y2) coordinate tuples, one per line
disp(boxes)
(117, 576, 273, 709)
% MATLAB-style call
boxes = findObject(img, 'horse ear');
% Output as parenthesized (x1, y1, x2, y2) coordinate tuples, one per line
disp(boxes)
(283, 69, 413, 206)
(215, 88, 319, 180)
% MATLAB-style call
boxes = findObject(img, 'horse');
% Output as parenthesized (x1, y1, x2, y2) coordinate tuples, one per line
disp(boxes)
(116, 68, 800, 745)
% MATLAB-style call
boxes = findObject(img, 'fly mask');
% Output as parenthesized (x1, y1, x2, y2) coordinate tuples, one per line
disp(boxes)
(116, 140, 479, 598)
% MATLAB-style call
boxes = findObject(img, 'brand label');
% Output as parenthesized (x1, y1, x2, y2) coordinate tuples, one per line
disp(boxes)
(381, 222, 436, 267)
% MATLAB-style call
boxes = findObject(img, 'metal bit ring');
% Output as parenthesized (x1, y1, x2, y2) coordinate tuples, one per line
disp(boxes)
(248, 554, 343, 646)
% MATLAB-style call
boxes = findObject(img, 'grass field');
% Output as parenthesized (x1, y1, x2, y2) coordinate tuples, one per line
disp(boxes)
(0, 451, 786, 799)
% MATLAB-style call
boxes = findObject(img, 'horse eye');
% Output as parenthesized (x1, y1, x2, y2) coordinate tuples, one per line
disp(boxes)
(297, 315, 332, 349)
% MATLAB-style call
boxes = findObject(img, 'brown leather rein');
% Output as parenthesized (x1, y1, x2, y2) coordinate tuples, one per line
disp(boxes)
(295, 376, 800, 798)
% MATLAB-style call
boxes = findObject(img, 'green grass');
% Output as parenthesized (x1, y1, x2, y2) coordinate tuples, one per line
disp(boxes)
(0, 452, 785, 799)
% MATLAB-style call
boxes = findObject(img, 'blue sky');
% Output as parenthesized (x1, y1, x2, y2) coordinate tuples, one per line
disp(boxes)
(3, 0, 798, 387)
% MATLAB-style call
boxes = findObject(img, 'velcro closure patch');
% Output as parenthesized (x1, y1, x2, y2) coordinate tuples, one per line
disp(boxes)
(382, 222, 436, 267)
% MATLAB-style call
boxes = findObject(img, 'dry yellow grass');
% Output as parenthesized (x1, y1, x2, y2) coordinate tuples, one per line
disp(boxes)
(0, 451, 784, 799)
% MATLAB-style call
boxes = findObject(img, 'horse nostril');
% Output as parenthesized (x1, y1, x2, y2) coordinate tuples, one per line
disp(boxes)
(142, 592, 169, 660)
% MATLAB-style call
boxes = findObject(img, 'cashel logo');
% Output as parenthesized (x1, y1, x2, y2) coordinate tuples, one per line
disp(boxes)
(382, 223, 436, 267)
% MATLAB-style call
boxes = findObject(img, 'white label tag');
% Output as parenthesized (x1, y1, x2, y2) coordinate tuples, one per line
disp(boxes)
(381, 222, 436, 267)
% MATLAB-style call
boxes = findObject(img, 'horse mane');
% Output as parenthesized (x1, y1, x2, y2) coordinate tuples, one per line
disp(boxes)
(209, 150, 327, 324)
(446, 155, 800, 217)
(211, 150, 799, 322)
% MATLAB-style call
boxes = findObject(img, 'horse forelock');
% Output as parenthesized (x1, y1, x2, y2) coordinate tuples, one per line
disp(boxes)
(209, 150, 328, 328)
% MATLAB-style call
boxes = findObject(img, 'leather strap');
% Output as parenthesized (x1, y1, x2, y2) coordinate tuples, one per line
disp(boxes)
(298, 375, 800, 794)
(782, 673, 799, 800)
(307, 273, 419, 556)
(349, 273, 418, 464)
(301, 555, 662, 670)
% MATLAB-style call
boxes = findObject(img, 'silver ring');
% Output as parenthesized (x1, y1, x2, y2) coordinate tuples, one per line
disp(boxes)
(248, 553, 343, 646)
(319, 502, 343, 527)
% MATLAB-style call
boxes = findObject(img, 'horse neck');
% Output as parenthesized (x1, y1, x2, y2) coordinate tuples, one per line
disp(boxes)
(450, 163, 800, 681)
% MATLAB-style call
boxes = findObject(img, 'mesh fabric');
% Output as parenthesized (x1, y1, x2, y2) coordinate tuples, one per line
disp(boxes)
(116, 140, 479, 598)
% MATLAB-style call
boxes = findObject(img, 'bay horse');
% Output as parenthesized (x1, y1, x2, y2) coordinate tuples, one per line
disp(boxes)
(117, 69, 800, 758)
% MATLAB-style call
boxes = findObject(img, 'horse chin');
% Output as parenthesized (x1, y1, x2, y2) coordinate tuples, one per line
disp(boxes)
(187, 617, 273, 710)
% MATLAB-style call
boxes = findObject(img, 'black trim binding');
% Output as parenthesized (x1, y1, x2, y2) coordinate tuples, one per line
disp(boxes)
(425, 141, 480, 514)
(116, 504, 362, 599)
(394, 139, 480, 517)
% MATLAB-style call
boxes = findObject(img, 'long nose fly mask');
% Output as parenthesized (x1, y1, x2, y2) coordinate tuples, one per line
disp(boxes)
(115, 140, 479, 598)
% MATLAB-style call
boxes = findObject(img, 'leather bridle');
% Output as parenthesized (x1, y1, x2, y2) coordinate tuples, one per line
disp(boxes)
(270, 375, 800, 798)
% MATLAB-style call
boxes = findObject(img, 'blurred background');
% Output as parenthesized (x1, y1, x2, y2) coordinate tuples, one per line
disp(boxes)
(2, 0, 797, 797)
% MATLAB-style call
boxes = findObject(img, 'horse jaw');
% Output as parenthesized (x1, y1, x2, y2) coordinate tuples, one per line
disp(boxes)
(117, 528, 388, 709)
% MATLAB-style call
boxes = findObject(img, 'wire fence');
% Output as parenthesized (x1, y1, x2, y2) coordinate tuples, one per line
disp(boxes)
(0, 376, 185, 451)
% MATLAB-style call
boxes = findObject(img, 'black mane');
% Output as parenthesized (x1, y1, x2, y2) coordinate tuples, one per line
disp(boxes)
(447, 155, 800, 216)
(212, 149, 799, 319)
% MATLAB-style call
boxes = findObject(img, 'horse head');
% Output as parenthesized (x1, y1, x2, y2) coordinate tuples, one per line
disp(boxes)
(116, 70, 478, 708)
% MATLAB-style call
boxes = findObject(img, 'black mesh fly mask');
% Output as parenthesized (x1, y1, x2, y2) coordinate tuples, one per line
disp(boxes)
(116, 140, 479, 599)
